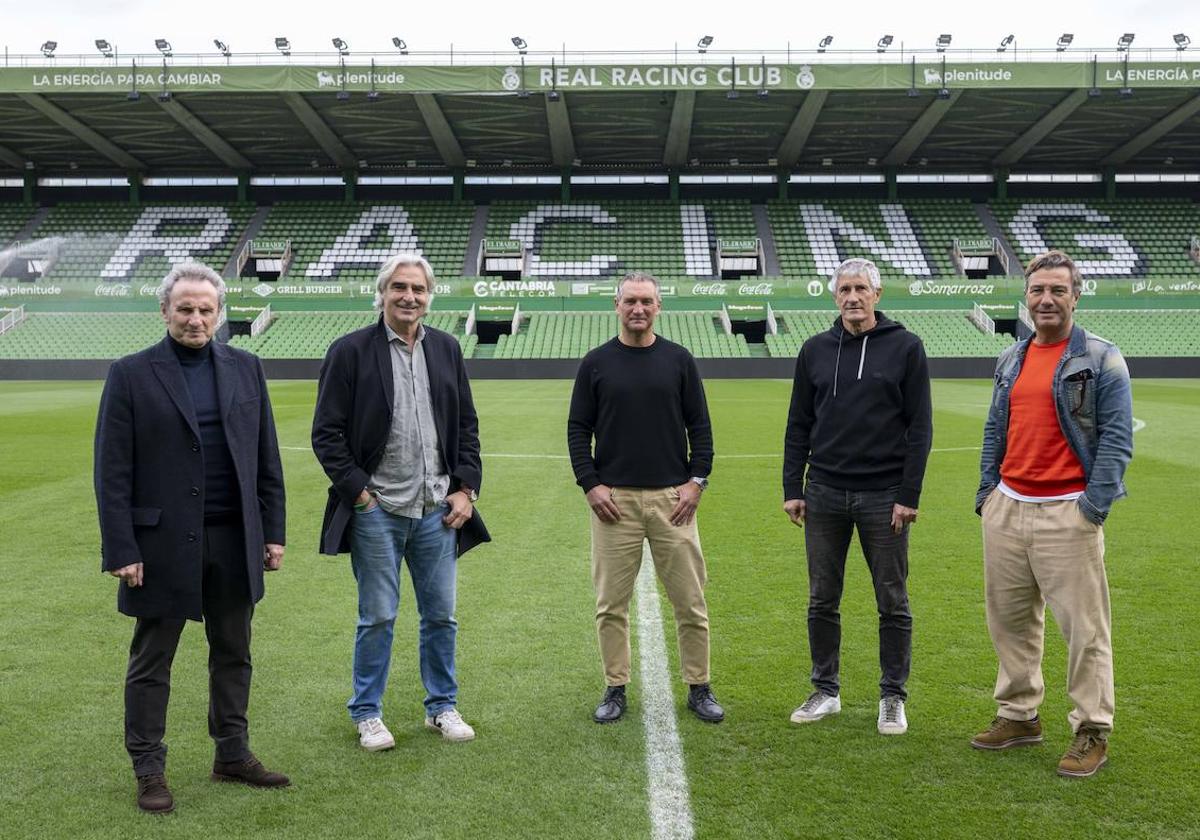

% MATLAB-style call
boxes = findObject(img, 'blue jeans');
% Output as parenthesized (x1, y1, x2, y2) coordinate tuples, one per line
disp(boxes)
(803, 481, 912, 700)
(348, 503, 458, 721)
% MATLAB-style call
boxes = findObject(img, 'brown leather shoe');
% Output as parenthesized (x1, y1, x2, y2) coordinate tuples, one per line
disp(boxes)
(211, 755, 291, 788)
(136, 773, 175, 813)
(1057, 728, 1108, 778)
(970, 715, 1043, 750)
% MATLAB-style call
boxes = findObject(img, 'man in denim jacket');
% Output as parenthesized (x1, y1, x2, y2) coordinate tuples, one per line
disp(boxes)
(970, 250, 1133, 779)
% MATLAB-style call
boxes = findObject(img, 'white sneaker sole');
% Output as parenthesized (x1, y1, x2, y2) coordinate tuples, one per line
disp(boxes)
(359, 735, 395, 752)
(790, 700, 841, 724)
(424, 718, 476, 742)
(878, 723, 908, 735)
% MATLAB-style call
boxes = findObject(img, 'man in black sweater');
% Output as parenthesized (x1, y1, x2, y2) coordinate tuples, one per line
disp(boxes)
(782, 257, 932, 736)
(568, 271, 723, 724)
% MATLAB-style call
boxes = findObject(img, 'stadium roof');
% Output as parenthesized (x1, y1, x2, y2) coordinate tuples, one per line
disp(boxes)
(0, 52, 1198, 178)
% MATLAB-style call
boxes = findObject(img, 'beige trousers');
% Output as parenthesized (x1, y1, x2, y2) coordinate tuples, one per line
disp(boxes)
(981, 490, 1113, 734)
(591, 486, 710, 686)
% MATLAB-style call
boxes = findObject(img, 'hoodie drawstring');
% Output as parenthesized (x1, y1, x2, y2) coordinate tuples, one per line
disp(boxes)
(857, 335, 869, 380)
(832, 329, 845, 397)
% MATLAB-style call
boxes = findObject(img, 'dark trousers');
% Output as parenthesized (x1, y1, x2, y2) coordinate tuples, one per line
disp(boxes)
(125, 522, 254, 776)
(803, 481, 912, 700)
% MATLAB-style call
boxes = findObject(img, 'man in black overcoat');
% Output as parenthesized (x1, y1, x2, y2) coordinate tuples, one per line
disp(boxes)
(95, 262, 289, 813)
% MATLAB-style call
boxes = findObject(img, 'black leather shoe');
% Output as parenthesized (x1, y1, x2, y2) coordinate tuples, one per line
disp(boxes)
(593, 685, 627, 723)
(687, 683, 725, 723)
(211, 754, 291, 788)
(136, 773, 175, 814)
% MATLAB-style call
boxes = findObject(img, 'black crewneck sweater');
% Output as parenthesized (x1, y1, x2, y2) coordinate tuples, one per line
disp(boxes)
(170, 337, 240, 518)
(567, 336, 713, 491)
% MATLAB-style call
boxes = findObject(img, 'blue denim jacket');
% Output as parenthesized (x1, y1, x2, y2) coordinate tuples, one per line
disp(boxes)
(977, 324, 1133, 524)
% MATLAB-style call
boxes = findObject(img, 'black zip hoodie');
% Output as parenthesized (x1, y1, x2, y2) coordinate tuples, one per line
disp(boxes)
(782, 310, 933, 508)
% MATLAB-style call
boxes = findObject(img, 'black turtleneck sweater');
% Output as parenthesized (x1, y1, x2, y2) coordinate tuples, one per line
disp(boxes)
(170, 337, 240, 519)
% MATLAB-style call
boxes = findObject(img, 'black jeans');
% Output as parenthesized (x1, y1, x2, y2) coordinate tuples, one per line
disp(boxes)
(803, 481, 912, 700)
(124, 522, 254, 776)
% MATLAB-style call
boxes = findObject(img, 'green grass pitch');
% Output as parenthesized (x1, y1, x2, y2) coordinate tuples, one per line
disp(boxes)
(1, 378, 1197, 839)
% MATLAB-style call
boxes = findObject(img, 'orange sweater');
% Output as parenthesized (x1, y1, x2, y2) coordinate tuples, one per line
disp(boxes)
(1001, 339, 1086, 497)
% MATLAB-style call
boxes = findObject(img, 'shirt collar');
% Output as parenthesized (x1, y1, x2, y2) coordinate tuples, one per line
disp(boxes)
(383, 321, 425, 347)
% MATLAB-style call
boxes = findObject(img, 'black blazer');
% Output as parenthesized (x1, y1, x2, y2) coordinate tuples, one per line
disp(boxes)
(94, 336, 286, 620)
(311, 317, 488, 556)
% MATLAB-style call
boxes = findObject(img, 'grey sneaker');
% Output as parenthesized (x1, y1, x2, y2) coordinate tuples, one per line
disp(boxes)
(789, 690, 841, 723)
(877, 696, 908, 735)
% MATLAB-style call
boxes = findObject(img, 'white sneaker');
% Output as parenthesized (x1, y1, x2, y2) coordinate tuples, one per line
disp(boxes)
(356, 717, 396, 751)
(790, 691, 841, 723)
(425, 708, 475, 742)
(878, 697, 908, 735)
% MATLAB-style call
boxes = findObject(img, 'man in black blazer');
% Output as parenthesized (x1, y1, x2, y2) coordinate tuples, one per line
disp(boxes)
(312, 253, 486, 752)
(95, 262, 289, 813)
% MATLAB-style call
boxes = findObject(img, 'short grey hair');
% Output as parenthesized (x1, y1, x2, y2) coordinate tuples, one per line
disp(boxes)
(374, 252, 435, 311)
(828, 257, 882, 293)
(158, 261, 226, 309)
(615, 271, 661, 301)
(1025, 249, 1083, 296)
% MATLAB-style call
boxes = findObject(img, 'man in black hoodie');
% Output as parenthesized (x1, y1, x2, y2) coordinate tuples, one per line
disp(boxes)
(782, 257, 932, 736)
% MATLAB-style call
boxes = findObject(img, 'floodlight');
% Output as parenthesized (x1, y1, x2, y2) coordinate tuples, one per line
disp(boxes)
(547, 90, 560, 101)
(275, 37, 291, 56)
(336, 90, 350, 101)
(214, 39, 230, 57)
(697, 35, 713, 53)
(818, 35, 832, 52)
(332, 37, 349, 55)
(511, 36, 527, 54)
(392, 37, 408, 54)
(95, 39, 113, 58)
(1174, 33, 1190, 51)
(155, 38, 172, 57)
(936, 33, 952, 52)
(877, 35, 893, 53)
(40, 41, 57, 58)
(1116, 33, 1135, 51)
(1056, 33, 1073, 51)
(998, 34, 1014, 52)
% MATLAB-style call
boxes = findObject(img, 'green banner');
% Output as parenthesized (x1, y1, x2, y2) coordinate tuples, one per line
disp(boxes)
(249, 239, 290, 256)
(955, 238, 995, 254)
(719, 239, 759, 254)
(2, 61, 1198, 94)
(5, 275, 1200, 305)
(482, 239, 523, 254)
(475, 303, 518, 319)
(726, 303, 767, 318)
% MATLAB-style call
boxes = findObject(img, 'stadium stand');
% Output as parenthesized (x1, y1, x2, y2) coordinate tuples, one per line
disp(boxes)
(768, 199, 993, 281)
(28, 203, 255, 285)
(991, 199, 1200, 279)
(0, 205, 33, 248)
(0, 312, 163, 359)
(254, 202, 475, 282)
(1072, 310, 1200, 357)
(765, 309, 1016, 358)
(484, 200, 758, 278)
(226, 310, 476, 358)
(493, 310, 749, 359)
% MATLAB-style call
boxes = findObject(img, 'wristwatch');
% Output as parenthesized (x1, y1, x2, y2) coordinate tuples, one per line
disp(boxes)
(691, 476, 709, 491)
(462, 486, 479, 502)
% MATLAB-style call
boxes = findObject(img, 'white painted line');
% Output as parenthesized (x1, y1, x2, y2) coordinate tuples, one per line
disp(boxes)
(636, 544, 694, 840)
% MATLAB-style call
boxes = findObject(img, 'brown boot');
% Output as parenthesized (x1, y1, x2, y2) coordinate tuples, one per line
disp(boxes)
(211, 754, 291, 788)
(1057, 728, 1108, 778)
(970, 715, 1043, 750)
(136, 774, 175, 813)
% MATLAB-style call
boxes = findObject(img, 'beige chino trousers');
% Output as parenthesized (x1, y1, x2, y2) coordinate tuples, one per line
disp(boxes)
(591, 486, 711, 686)
(981, 490, 1114, 735)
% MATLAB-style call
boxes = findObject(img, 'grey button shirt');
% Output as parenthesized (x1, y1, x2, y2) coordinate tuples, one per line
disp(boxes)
(367, 322, 451, 518)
